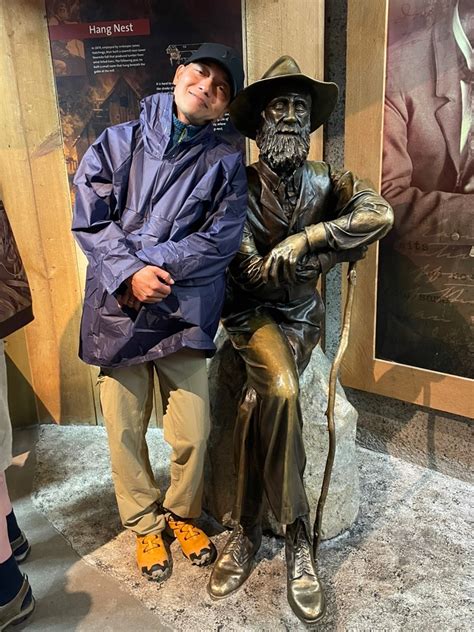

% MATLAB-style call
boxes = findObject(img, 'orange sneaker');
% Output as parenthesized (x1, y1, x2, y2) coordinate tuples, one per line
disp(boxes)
(166, 515, 217, 566)
(136, 533, 172, 582)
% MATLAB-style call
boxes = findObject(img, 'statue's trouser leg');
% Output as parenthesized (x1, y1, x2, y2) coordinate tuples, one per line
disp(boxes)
(232, 386, 264, 530)
(276, 305, 326, 623)
(229, 319, 310, 525)
(210, 301, 324, 602)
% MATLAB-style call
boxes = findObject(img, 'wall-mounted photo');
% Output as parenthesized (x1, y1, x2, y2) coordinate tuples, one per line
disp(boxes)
(376, 0, 473, 380)
(342, 0, 473, 417)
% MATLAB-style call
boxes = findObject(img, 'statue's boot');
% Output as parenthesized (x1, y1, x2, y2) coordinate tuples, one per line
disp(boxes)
(285, 516, 326, 624)
(207, 519, 262, 600)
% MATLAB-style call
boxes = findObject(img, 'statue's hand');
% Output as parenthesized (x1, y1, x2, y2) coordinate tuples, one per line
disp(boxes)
(295, 253, 321, 284)
(262, 232, 309, 286)
(318, 245, 368, 274)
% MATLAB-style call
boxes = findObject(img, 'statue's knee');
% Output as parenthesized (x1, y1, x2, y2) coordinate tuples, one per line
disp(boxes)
(269, 372, 299, 402)
(245, 369, 299, 402)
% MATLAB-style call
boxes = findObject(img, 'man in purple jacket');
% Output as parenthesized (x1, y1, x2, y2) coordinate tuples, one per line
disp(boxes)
(72, 43, 246, 583)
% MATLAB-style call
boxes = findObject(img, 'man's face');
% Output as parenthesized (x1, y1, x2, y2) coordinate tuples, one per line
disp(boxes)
(256, 91, 312, 174)
(264, 93, 311, 133)
(173, 61, 231, 126)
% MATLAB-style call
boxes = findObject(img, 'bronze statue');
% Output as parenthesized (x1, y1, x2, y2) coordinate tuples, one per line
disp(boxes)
(206, 56, 393, 623)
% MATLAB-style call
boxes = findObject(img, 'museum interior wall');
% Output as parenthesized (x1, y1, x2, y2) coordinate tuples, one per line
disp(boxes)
(325, 0, 472, 482)
(0, 0, 471, 482)
(0, 0, 324, 425)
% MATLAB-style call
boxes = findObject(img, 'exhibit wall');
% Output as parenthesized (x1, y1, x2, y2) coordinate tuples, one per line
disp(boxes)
(0, 0, 324, 425)
(326, 0, 472, 481)
(341, 0, 472, 419)
(1, 0, 471, 483)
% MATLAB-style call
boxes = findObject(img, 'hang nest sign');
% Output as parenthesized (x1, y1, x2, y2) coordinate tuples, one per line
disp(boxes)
(48, 20, 151, 41)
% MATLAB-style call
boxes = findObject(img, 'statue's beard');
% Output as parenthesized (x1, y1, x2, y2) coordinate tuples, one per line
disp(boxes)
(256, 118, 311, 174)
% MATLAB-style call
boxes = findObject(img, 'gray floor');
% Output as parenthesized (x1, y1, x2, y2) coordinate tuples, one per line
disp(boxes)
(7, 426, 169, 632)
(14, 424, 474, 631)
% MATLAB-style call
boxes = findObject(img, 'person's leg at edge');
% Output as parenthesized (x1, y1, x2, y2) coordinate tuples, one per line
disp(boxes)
(4, 492, 30, 564)
(154, 347, 216, 566)
(0, 472, 34, 627)
(0, 358, 30, 566)
(99, 362, 171, 581)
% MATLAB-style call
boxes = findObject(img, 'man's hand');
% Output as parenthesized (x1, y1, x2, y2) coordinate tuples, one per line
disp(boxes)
(117, 286, 141, 311)
(463, 175, 474, 194)
(262, 232, 309, 286)
(129, 266, 174, 303)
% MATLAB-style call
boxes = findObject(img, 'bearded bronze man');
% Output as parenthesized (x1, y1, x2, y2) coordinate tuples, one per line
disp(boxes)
(207, 56, 393, 623)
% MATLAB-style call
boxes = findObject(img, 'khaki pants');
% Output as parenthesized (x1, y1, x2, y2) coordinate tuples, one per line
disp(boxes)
(99, 348, 210, 536)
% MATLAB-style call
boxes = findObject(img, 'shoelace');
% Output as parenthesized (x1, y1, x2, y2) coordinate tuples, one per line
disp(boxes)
(294, 530, 315, 576)
(225, 525, 251, 561)
(140, 534, 162, 553)
(170, 520, 202, 541)
(226, 526, 243, 550)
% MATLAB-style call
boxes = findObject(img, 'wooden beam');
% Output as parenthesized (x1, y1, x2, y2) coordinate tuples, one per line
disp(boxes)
(0, 0, 96, 424)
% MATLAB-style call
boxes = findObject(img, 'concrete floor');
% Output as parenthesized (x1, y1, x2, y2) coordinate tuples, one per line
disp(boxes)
(7, 425, 169, 632)
(8, 424, 472, 631)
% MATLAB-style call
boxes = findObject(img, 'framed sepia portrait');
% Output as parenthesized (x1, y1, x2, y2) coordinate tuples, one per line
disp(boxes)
(341, 0, 473, 417)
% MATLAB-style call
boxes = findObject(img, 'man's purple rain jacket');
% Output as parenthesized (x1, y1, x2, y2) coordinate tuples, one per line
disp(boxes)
(72, 93, 247, 367)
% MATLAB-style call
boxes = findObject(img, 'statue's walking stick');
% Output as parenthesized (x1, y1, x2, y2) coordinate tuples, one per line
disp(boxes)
(313, 261, 357, 557)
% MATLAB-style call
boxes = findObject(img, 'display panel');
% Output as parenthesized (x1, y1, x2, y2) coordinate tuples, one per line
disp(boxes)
(45, 0, 244, 187)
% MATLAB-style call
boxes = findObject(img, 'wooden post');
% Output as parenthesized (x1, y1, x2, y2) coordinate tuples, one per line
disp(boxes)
(0, 0, 97, 424)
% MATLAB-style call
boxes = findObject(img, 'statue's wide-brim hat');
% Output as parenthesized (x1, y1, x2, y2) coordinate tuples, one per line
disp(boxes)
(229, 55, 339, 140)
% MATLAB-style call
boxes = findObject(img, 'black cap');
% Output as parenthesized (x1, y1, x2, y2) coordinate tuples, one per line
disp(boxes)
(186, 43, 244, 101)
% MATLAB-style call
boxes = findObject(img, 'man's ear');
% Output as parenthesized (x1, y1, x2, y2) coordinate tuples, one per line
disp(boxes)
(172, 64, 186, 86)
